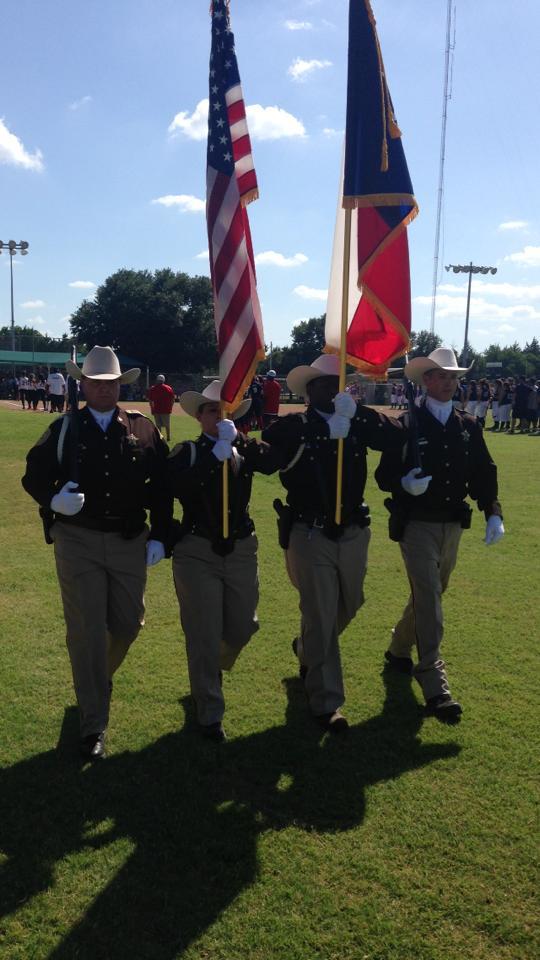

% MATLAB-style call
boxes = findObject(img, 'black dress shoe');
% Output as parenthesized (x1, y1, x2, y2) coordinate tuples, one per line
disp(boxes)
(384, 650, 414, 675)
(80, 732, 106, 760)
(291, 638, 308, 681)
(316, 710, 349, 735)
(425, 694, 462, 724)
(201, 722, 226, 742)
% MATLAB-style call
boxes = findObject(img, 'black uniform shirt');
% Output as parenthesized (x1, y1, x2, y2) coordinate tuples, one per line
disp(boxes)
(167, 433, 279, 540)
(375, 404, 499, 520)
(22, 407, 172, 541)
(262, 405, 405, 525)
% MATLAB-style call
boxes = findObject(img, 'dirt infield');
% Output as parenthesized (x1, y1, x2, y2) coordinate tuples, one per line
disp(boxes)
(0, 399, 397, 418)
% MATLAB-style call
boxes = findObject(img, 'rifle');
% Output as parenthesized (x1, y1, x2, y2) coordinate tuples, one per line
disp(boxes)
(67, 343, 79, 484)
(404, 356, 421, 471)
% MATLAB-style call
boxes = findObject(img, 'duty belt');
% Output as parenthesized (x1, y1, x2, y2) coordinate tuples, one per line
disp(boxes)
(56, 515, 129, 534)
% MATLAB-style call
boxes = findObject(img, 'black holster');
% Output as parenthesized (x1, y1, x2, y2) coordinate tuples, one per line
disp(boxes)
(164, 519, 186, 557)
(39, 506, 54, 545)
(121, 516, 146, 540)
(384, 498, 408, 542)
(459, 503, 473, 529)
(273, 499, 293, 549)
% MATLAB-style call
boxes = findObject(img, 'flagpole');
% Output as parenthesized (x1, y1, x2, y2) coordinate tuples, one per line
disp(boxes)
(335, 206, 352, 526)
(221, 402, 229, 539)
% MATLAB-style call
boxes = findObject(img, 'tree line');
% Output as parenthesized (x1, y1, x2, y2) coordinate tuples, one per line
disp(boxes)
(3, 267, 539, 379)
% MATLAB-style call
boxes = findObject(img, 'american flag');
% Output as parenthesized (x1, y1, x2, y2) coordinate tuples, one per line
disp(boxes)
(207, 0, 265, 409)
(325, 0, 418, 378)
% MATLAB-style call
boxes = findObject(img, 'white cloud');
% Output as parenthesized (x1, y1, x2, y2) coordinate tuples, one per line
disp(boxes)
(284, 20, 313, 30)
(322, 127, 343, 138)
(498, 220, 528, 232)
(496, 324, 517, 333)
(415, 293, 540, 323)
(195, 250, 209, 260)
(69, 95, 93, 111)
(0, 118, 43, 171)
(21, 299, 45, 309)
(504, 245, 540, 267)
(288, 58, 332, 82)
(245, 104, 306, 140)
(437, 280, 540, 301)
(255, 251, 308, 268)
(152, 194, 205, 213)
(69, 280, 96, 289)
(26, 315, 44, 326)
(168, 99, 208, 141)
(168, 99, 305, 141)
(294, 285, 328, 301)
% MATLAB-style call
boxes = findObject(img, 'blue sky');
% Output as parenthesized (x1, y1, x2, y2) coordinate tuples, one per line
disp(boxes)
(1, 0, 539, 355)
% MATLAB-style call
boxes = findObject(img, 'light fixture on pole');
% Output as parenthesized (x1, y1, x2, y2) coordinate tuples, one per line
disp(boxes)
(0, 240, 30, 351)
(445, 261, 497, 366)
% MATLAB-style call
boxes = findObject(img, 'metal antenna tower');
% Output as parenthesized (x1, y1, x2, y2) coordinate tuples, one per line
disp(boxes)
(430, 0, 456, 334)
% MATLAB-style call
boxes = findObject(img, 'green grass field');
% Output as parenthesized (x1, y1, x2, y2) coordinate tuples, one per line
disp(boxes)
(0, 404, 538, 960)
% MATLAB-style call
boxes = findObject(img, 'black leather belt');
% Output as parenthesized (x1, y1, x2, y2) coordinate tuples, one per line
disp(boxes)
(55, 516, 125, 533)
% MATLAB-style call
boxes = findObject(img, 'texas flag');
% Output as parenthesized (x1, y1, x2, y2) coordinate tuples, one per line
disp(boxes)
(325, 0, 419, 378)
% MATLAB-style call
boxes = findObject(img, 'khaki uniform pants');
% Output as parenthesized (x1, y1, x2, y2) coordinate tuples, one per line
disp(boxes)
(53, 523, 147, 736)
(286, 523, 371, 716)
(153, 413, 171, 438)
(390, 520, 462, 700)
(173, 533, 259, 725)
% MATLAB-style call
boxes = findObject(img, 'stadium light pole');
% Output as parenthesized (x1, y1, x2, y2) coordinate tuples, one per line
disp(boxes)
(445, 261, 497, 366)
(0, 240, 30, 350)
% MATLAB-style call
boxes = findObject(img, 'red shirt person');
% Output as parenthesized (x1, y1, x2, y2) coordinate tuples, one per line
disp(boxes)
(262, 371, 281, 426)
(148, 375, 175, 441)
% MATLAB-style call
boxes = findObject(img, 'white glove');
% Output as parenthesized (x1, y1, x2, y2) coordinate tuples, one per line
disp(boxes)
(333, 391, 357, 418)
(401, 467, 432, 497)
(146, 540, 166, 566)
(484, 515, 504, 546)
(212, 439, 233, 461)
(328, 414, 351, 440)
(50, 481, 85, 516)
(217, 418, 237, 442)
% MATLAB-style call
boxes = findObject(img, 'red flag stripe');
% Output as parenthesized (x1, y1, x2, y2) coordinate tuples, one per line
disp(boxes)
(217, 263, 253, 349)
(232, 134, 252, 164)
(213, 218, 246, 305)
(207, 10, 264, 406)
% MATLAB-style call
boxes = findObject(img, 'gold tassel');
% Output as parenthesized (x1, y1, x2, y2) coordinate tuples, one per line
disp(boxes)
(240, 187, 259, 207)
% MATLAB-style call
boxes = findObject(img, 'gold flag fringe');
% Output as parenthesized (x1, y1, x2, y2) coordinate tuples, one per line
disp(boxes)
(343, 193, 418, 209)
(240, 188, 259, 207)
(221, 346, 266, 416)
(364, 0, 403, 172)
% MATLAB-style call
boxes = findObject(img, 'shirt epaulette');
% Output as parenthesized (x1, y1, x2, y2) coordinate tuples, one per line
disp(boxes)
(168, 443, 185, 459)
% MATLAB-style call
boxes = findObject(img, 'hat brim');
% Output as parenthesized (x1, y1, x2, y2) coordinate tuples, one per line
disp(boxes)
(404, 357, 472, 385)
(65, 360, 140, 385)
(180, 391, 252, 421)
(286, 366, 355, 398)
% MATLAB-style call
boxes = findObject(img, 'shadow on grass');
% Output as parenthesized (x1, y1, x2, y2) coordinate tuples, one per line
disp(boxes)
(0, 672, 460, 959)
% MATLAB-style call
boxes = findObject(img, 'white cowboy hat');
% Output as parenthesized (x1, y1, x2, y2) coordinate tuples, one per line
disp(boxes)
(180, 379, 252, 420)
(286, 354, 354, 398)
(266, 369, 277, 378)
(66, 345, 140, 385)
(404, 347, 472, 384)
